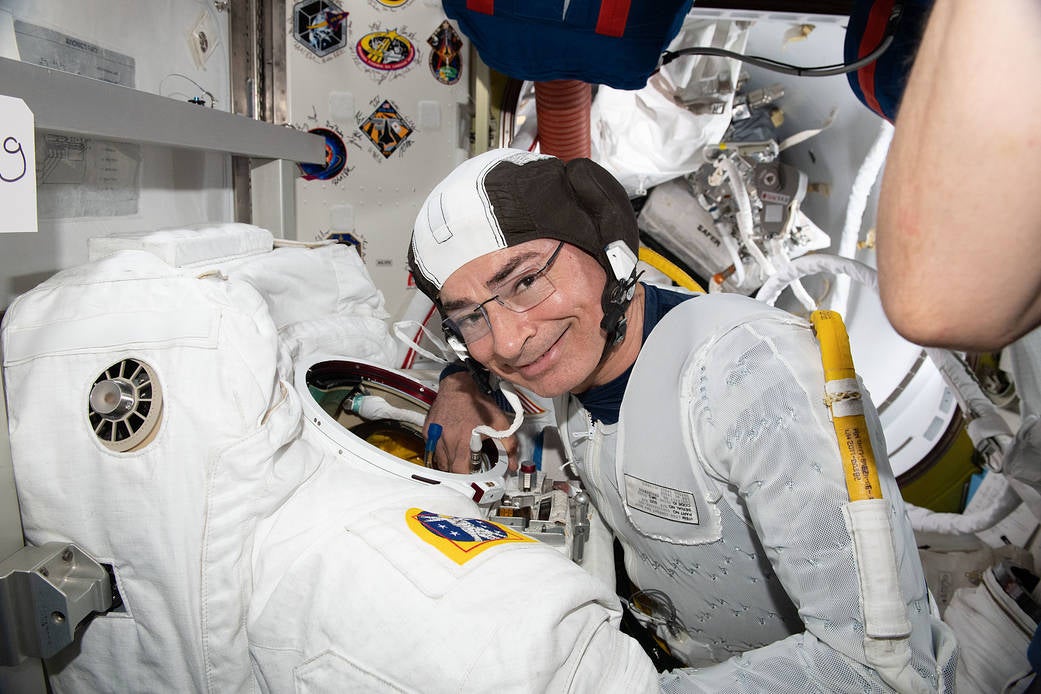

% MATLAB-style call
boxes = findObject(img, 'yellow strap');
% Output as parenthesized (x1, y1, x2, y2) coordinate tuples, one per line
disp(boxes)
(810, 310, 883, 501)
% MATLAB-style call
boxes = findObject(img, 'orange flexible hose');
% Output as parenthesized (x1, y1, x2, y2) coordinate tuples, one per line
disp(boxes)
(534, 80, 592, 162)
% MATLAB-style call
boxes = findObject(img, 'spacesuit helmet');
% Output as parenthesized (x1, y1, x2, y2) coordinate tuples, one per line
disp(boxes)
(407, 148, 640, 349)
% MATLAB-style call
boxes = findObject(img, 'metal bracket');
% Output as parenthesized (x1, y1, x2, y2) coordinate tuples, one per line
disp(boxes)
(0, 542, 116, 666)
(571, 491, 590, 564)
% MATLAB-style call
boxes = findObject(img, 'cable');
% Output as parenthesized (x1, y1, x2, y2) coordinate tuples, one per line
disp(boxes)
(159, 72, 217, 107)
(660, 34, 891, 77)
(660, 4, 903, 78)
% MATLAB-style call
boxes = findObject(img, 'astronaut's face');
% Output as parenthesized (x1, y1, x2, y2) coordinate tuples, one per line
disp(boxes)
(439, 239, 611, 398)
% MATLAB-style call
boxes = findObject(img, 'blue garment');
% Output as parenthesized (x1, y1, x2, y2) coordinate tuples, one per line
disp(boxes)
(1029, 624, 1041, 672)
(844, 0, 933, 122)
(442, 0, 693, 90)
(576, 283, 695, 424)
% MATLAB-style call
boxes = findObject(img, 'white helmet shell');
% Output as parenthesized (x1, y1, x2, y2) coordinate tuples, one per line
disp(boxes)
(295, 355, 507, 506)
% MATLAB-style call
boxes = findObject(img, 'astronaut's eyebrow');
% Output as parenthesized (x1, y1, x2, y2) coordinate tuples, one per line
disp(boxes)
(486, 250, 541, 287)
(440, 295, 475, 313)
(439, 249, 542, 313)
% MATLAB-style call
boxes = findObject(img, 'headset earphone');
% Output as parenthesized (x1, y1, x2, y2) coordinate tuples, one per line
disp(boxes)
(443, 327, 497, 396)
(601, 240, 640, 347)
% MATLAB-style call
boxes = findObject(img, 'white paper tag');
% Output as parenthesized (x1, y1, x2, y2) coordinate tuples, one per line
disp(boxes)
(624, 474, 700, 525)
(0, 95, 37, 233)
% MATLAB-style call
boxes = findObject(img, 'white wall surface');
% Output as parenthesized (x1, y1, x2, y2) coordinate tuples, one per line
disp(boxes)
(0, 0, 233, 309)
(284, 0, 471, 315)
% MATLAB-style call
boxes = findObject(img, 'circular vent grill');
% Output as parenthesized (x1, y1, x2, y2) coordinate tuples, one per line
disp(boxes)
(88, 358, 163, 452)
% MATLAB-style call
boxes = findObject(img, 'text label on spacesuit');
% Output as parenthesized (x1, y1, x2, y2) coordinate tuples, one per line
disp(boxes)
(623, 476, 700, 524)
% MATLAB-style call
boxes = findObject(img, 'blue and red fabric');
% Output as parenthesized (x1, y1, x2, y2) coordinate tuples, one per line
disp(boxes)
(844, 0, 934, 122)
(442, 0, 693, 90)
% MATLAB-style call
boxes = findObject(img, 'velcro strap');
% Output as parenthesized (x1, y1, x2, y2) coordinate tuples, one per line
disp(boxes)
(596, 0, 632, 37)
(466, 0, 494, 15)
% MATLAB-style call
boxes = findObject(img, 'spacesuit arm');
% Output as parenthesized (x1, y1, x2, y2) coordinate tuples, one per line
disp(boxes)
(877, 0, 1041, 351)
(664, 315, 954, 692)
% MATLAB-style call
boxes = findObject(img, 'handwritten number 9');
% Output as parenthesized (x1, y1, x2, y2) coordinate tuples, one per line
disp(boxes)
(1, 136, 27, 183)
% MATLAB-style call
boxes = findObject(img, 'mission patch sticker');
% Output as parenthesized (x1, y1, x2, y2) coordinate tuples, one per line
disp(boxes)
(427, 20, 462, 85)
(356, 29, 416, 71)
(292, 0, 350, 60)
(358, 99, 413, 158)
(298, 126, 348, 181)
(406, 508, 534, 565)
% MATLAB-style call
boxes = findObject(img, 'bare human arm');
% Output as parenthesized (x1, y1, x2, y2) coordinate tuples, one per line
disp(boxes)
(424, 370, 518, 473)
(877, 0, 1041, 351)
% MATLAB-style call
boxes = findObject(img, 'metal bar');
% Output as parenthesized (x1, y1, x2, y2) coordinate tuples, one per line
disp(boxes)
(0, 56, 325, 164)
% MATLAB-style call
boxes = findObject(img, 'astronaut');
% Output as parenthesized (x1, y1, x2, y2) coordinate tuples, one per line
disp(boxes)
(408, 148, 959, 692)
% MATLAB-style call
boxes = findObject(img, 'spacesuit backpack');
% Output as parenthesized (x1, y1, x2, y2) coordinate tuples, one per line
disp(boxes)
(1, 244, 318, 693)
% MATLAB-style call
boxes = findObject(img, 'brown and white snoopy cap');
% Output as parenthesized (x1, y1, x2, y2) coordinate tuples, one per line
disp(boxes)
(407, 147, 639, 308)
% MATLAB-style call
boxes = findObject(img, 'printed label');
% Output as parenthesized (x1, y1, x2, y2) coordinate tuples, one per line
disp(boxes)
(760, 191, 792, 205)
(624, 475, 700, 524)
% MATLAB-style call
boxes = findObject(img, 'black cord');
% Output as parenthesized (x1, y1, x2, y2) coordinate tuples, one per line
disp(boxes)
(660, 4, 904, 78)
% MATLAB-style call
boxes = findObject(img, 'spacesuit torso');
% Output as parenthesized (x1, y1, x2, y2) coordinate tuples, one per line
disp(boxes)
(558, 292, 959, 692)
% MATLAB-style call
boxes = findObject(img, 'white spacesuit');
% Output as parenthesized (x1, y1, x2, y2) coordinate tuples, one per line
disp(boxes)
(560, 292, 959, 692)
(0, 225, 658, 693)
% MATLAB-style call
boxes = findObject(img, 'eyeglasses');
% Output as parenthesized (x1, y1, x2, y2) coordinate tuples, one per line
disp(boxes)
(442, 241, 565, 344)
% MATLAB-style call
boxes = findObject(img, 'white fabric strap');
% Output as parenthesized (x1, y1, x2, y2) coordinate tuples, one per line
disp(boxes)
(472, 381, 525, 440)
(844, 498, 932, 694)
(391, 319, 451, 365)
(778, 108, 837, 152)
(844, 498, 911, 639)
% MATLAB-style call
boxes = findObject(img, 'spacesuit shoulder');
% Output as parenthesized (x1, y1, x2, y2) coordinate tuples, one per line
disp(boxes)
(250, 463, 657, 693)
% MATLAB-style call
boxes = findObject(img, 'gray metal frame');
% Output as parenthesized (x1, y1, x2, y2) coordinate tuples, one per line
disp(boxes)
(0, 57, 323, 162)
(229, 0, 291, 225)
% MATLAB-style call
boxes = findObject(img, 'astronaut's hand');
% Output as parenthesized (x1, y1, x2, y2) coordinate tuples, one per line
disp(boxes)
(425, 371, 518, 473)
